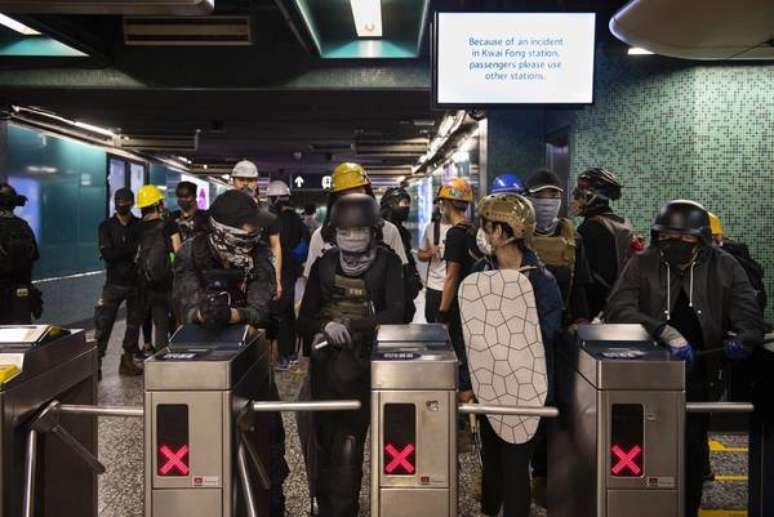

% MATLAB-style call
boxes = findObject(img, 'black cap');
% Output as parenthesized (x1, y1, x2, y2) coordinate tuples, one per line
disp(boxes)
(651, 199, 712, 244)
(210, 189, 275, 229)
(0, 182, 27, 209)
(525, 168, 563, 194)
(114, 188, 134, 204)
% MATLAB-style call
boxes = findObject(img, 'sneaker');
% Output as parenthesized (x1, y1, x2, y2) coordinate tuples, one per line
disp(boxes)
(119, 353, 143, 376)
(275, 356, 290, 371)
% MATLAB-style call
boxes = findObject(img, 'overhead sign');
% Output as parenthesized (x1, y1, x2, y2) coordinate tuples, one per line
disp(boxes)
(289, 174, 332, 191)
(433, 12, 596, 106)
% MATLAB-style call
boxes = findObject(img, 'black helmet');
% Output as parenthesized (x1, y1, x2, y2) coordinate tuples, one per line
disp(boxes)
(0, 183, 27, 210)
(330, 193, 379, 229)
(651, 200, 712, 244)
(380, 187, 410, 210)
(576, 167, 622, 201)
(526, 168, 564, 194)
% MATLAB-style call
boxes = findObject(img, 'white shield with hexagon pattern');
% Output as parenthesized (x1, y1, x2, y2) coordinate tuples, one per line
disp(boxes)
(458, 268, 547, 444)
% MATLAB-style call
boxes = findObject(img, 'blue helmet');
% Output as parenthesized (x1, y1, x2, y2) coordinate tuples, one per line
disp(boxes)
(491, 173, 525, 194)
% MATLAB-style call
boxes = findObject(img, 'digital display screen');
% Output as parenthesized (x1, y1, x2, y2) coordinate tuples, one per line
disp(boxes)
(157, 404, 190, 476)
(383, 403, 416, 475)
(610, 404, 644, 477)
(434, 12, 596, 106)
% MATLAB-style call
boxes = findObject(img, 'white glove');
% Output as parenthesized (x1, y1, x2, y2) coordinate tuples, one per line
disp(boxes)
(324, 321, 351, 347)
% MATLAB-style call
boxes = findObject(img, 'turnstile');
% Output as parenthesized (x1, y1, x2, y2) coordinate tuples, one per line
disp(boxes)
(0, 325, 98, 517)
(549, 324, 685, 517)
(371, 324, 458, 517)
(144, 324, 272, 517)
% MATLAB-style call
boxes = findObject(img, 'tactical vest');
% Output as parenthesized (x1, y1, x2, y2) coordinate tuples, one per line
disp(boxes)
(532, 219, 576, 305)
(319, 274, 372, 323)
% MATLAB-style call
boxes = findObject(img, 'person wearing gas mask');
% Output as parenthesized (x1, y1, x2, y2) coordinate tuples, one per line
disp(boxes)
(231, 160, 283, 301)
(169, 181, 209, 243)
(298, 194, 404, 517)
(571, 167, 635, 317)
(94, 188, 144, 376)
(605, 200, 764, 517)
(522, 168, 592, 505)
(172, 189, 288, 516)
(380, 186, 422, 322)
(0, 182, 41, 325)
(266, 180, 309, 370)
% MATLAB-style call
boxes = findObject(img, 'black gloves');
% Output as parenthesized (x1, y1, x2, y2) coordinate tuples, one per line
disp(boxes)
(199, 292, 231, 327)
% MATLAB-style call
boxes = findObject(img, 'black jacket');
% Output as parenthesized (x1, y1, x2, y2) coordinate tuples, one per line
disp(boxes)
(98, 215, 140, 286)
(605, 245, 765, 393)
(0, 214, 38, 285)
(172, 235, 276, 327)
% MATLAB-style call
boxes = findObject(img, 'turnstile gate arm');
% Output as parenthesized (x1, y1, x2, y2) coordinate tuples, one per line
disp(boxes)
(55, 403, 144, 418)
(458, 403, 560, 418)
(686, 402, 754, 413)
(251, 400, 361, 412)
(236, 441, 259, 517)
(22, 429, 37, 517)
(31, 401, 106, 474)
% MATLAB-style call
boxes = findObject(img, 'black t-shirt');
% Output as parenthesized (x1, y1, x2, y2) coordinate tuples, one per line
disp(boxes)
(170, 209, 209, 243)
(276, 209, 308, 261)
(136, 218, 180, 243)
(443, 223, 480, 304)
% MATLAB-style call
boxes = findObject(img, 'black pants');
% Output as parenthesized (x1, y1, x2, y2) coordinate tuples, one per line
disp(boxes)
(94, 283, 142, 358)
(685, 373, 710, 517)
(0, 285, 32, 324)
(425, 288, 442, 323)
(271, 272, 298, 357)
(134, 287, 172, 351)
(479, 415, 534, 517)
(269, 380, 288, 516)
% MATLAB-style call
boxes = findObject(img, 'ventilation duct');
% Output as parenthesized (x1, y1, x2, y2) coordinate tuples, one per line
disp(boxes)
(119, 132, 200, 152)
(0, 0, 213, 15)
(123, 16, 251, 46)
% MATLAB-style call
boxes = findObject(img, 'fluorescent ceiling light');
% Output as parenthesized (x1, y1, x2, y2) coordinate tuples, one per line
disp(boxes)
(628, 47, 653, 55)
(0, 13, 40, 36)
(74, 121, 115, 137)
(350, 0, 382, 38)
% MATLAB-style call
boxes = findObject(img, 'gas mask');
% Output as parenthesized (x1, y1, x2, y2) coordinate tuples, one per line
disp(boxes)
(392, 206, 410, 223)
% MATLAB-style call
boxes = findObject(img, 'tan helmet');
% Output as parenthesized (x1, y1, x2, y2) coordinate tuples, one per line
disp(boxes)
(478, 193, 536, 247)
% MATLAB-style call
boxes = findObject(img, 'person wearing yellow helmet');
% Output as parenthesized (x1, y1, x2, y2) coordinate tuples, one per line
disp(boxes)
(133, 184, 181, 354)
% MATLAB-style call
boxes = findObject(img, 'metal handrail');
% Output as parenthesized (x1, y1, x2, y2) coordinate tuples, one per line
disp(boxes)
(459, 403, 560, 418)
(685, 402, 754, 414)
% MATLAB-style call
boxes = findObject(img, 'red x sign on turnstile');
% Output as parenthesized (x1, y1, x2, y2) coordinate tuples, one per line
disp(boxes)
(611, 444, 642, 475)
(384, 443, 415, 474)
(159, 444, 190, 476)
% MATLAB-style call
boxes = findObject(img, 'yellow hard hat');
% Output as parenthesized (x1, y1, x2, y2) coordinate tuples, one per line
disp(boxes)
(437, 177, 473, 203)
(136, 185, 164, 209)
(332, 162, 370, 193)
(708, 211, 724, 237)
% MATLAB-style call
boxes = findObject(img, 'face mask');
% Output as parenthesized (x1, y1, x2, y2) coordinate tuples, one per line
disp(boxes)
(116, 204, 132, 216)
(532, 198, 562, 233)
(476, 227, 493, 256)
(178, 199, 195, 212)
(393, 206, 410, 222)
(659, 240, 697, 267)
(209, 218, 259, 269)
(336, 227, 372, 254)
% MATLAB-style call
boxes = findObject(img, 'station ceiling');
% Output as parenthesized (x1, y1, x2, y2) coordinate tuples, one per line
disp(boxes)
(0, 0, 630, 179)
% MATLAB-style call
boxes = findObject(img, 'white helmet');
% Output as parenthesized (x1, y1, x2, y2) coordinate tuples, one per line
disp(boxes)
(231, 160, 259, 179)
(266, 180, 291, 198)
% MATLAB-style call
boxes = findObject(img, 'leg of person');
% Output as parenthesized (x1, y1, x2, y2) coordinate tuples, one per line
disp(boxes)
(685, 413, 709, 517)
(150, 290, 172, 350)
(500, 439, 534, 517)
(94, 284, 125, 358)
(530, 420, 548, 507)
(142, 308, 153, 351)
(425, 288, 442, 323)
(116, 285, 144, 376)
(276, 273, 297, 361)
(478, 415, 504, 516)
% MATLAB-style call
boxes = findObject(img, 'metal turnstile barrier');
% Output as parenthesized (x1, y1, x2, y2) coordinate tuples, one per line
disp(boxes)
(549, 323, 755, 517)
(0, 325, 98, 517)
(371, 324, 559, 517)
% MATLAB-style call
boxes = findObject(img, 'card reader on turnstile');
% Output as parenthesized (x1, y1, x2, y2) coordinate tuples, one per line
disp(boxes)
(549, 324, 685, 517)
(144, 324, 272, 517)
(371, 324, 458, 517)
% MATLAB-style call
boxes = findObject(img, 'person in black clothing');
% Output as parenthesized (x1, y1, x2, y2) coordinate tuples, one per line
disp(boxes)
(266, 180, 309, 370)
(169, 181, 209, 243)
(298, 194, 403, 517)
(133, 185, 181, 353)
(571, 168, 634, 318)
(380, 187, 422, 323)
(605, 200, 765, 517)
(0, 182, 41, 325)
(172, 189, 288, 516)
(94, 188, 144, 376)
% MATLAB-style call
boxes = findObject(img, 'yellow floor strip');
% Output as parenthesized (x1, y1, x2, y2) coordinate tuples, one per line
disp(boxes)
(699, 511, 747, 517)
(714, 474, 748, 482)
(708, 439, 748, 453)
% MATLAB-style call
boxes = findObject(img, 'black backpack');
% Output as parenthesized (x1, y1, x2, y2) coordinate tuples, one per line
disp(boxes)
(0, 217, 37, 277)
(136, 221, 173, 287)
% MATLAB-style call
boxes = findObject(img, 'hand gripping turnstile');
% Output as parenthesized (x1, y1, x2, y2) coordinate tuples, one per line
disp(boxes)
(549, 324, 754, 517)
(371, 324, 559, 517)
(0, 325, 98, 517)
